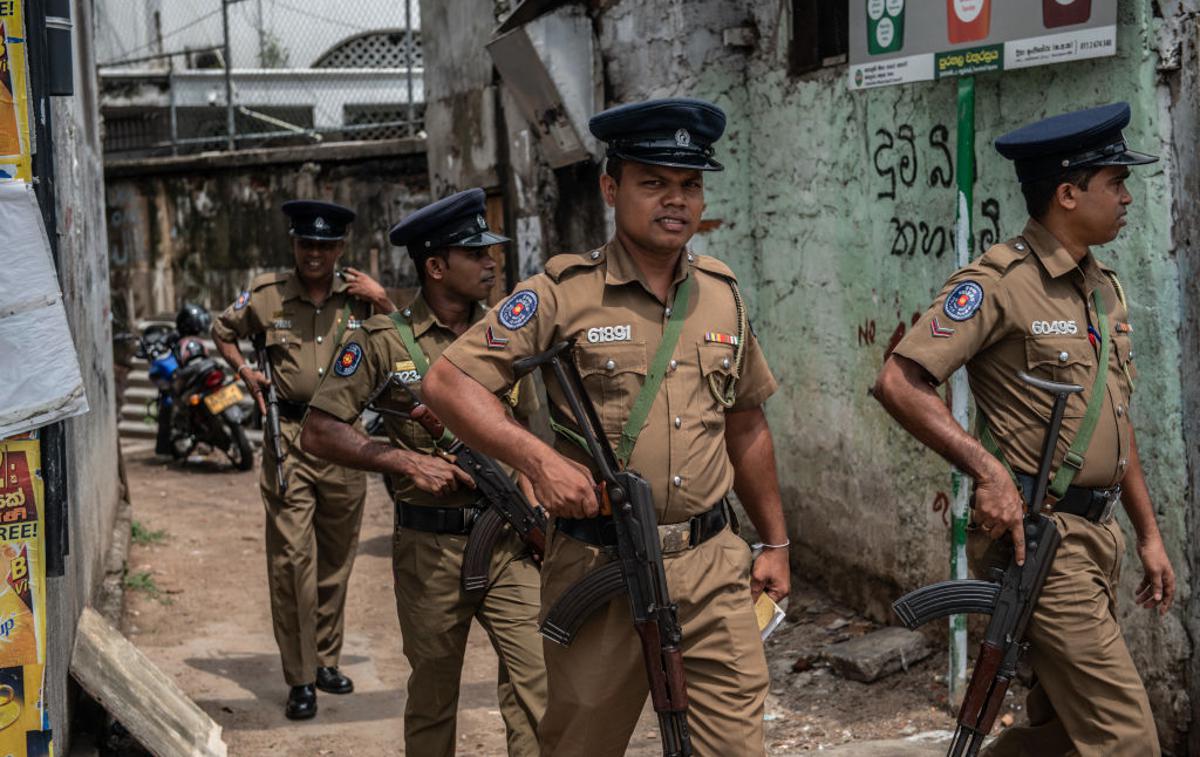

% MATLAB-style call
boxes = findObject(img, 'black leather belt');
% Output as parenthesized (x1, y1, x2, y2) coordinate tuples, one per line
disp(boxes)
(556, 499, 729, 554)
(1015, 473, 1120, 524)
(396, 502, 483, 534)
(277, 399, 308, 422)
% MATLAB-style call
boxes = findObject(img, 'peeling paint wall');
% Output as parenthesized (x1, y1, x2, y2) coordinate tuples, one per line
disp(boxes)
(106, 151, 430, 323)
(421, 0, 1197, 747)
(44, 0, 121, 749)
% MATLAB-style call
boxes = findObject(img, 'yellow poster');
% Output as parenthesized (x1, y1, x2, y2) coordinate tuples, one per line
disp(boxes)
(0, 1, 31, 181)
(0, 438, 51, 757)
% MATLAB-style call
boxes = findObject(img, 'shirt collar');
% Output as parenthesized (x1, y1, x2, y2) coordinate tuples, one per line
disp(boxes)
(603, 237, 692, 302)
(1020, 219, 1104, 287)
(406, 291, 481, 339)
(282, 269, 349, 304)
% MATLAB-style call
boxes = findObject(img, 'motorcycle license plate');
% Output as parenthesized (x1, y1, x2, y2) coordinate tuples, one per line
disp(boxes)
(203, 383, 244, 414)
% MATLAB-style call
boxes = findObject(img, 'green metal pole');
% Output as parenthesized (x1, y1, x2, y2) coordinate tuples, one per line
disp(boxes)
(949, 73, 975, 707)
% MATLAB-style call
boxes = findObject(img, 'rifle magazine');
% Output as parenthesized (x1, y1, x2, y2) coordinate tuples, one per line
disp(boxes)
(461, 508, 504, 592)
(892, 579, 1000, 629)
(539, 560, 626, 646)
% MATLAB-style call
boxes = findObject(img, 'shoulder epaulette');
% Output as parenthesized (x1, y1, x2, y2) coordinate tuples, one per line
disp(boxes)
(691, 254, 738, 281)
(251, 271, 289, 291)
(545, 251, 604, 282)
(1102, 269, 1128, 309)
(362, 313, 395, 333)
(978, 239, 1030, 276)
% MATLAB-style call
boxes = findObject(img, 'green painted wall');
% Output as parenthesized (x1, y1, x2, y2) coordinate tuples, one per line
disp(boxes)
(678, 0, 1190, 744)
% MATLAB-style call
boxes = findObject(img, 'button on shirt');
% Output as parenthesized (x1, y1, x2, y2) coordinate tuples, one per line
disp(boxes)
(212, 270, 371, 404)
(440, 238, 779, 524)
(893, 219, 1137, 488)
(308, 293, 540, 508)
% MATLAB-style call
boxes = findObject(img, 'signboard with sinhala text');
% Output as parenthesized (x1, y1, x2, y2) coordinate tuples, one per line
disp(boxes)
(849, 0, 1117, 90)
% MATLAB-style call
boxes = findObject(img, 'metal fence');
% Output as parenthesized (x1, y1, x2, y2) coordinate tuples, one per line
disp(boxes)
(96, 0, 423, 157)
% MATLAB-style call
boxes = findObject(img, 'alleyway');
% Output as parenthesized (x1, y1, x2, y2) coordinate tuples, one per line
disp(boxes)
(119, 441, 990, 755)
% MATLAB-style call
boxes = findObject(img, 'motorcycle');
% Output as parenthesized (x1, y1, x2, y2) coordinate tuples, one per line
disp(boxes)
(136, 320, 254, 471)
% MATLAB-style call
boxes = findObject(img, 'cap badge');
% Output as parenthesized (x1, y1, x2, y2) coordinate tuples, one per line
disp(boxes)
(675, 129, 691, 147)
(314, 216, 328, 231)
(477, 214, 487, 230)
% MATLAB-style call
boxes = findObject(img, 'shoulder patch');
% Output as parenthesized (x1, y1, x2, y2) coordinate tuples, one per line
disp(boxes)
(498, 290, 539, 330)
(334, 343, 364, 377)
(944, 281, 985, 322)
(545, 251, 603, 282)
(691, 254, 737, 281)
(233, 290, 250, 310)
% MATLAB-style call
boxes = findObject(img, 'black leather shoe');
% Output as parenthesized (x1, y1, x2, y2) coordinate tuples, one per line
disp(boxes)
(285, 684, 317, 720)
(315, 666, 354, 694)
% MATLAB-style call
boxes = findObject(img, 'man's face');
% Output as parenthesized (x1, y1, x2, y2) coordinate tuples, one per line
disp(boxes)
(602, 162, 705, 255)
(292, 237, 345, 283)
(427, 246, 497, 301)
(1064, 166, 1133, 245)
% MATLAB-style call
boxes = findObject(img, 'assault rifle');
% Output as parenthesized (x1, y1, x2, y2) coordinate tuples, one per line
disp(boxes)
(892, 371, 1084, 757)
(513, 340, 691, 757)
(366, 372, 547, 590)
(251, 334, 286, 495)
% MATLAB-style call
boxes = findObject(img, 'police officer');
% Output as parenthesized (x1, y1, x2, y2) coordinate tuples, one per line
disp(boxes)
(874, 103, 1175, 756)
(422, 99, 790, 756)
(211, 200, 395, 719)
(301, 189, 547, 755)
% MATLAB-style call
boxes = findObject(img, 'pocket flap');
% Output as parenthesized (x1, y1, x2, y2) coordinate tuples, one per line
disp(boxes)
(576, 342, 648, 377)
(1024, 336, 1094, 370)
(697, 342, 739, 379)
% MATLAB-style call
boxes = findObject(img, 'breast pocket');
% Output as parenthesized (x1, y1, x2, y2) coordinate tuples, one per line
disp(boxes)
(1112, 331, 1136, 394)
(697, 343, 738, 431)
(576, 342, 648, 436)
(265, 329, 301, 373)
(1023, 335, 1095, 418)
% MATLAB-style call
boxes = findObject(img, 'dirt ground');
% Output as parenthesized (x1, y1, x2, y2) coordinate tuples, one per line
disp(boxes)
(118, 441, 1025, 755)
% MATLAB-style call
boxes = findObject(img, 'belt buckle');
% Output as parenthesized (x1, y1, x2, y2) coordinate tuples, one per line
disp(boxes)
(1098, 486, 1121, 524)
(659, 522, 693, 554)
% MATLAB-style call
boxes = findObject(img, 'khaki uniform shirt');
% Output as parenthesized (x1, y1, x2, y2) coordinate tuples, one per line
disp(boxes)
(440, 238, 779, 524)
(308, 292, 540, 508)
(212, 270, 372, 404)
(894, 219, 1137, 489)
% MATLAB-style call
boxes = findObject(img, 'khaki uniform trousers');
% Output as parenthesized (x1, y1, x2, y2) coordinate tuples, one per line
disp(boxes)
(261, 418, 367, 687)
(969, 512, 1159, 757)
(538, 523, 769, 757)
(392, 525, 546, 757)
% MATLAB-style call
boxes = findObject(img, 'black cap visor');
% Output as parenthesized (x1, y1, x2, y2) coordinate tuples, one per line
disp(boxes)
(454, 230, 510, 247)
(1092, 147, 1159, 168)
(610, 148, 723, 172)
(290, 229, 347, 242)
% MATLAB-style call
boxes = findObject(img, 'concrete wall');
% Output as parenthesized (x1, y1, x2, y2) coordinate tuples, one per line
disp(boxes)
(419, 0, 1197, 749)
(44, 0, 123, 749)
(105, 143, 430, 324)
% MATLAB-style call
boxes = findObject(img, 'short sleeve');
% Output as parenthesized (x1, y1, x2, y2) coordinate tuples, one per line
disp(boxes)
(893, 266, 1009, 384)
(212, 290, 257, 342)
(440, 274, 559, 393)
(308, 329, 384, 423)
(730, 329, 779, 411)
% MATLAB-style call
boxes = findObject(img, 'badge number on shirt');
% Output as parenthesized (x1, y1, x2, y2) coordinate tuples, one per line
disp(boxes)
(1030, 320, 1078, 336)
(587, 325, 632, 344)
